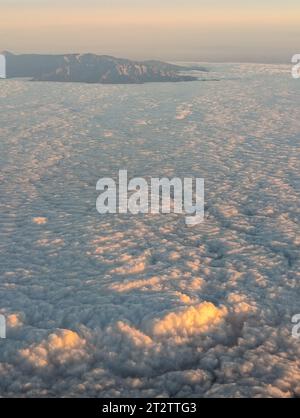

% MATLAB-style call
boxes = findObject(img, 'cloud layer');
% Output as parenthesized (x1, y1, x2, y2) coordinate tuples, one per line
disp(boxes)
(0, 63, 299, 397)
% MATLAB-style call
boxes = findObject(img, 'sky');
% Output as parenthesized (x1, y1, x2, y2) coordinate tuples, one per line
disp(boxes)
(0, 0, 299, 62)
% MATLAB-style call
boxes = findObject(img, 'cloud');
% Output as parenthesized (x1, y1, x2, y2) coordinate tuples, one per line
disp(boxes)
(32, 217, 48, 225)
(150, 302, 228, 338)
(0, 63, 299, 397)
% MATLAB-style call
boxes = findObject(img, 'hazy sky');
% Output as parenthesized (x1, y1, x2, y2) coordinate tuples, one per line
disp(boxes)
(1, 0, 299, 62)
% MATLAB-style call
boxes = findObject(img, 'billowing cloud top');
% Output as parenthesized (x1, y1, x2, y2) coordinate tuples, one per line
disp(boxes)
(0, 63, 299, 397)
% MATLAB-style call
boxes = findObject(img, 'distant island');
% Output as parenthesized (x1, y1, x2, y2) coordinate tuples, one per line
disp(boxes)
(1, 51, 206, 84)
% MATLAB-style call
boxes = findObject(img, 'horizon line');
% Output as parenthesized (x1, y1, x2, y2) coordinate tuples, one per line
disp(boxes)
(0, 50, 292, 66)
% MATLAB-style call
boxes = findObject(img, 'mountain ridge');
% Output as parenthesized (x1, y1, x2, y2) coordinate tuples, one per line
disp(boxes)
(1, 51, 205, 84)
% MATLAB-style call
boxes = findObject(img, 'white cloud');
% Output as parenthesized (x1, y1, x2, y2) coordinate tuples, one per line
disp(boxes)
(0, 64, 299, 397)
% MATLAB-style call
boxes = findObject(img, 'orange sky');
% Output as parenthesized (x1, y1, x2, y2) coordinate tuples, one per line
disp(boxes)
(1, 1, 299, 62)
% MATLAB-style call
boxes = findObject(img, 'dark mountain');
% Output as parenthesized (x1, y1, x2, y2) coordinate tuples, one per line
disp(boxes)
(1, 52, 202, 84)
